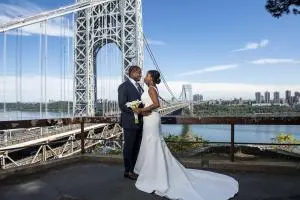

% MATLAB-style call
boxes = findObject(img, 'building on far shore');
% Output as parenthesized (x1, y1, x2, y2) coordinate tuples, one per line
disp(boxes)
(295, 92, 300, 104)
(286, 90, 291, 104)
(253, 90, 300, 107)
(255, 92, 261, 103)
(273, 91, 280, 104)
(193, 94, 203, 103)
(265, 91, 270, 103)
(260, 95, 264, 103)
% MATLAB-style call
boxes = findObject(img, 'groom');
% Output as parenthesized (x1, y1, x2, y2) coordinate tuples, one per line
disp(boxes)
(118, 65, 148, 180)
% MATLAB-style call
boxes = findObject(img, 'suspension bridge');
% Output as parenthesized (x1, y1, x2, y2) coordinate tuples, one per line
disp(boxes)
(0, 0, 194, 169)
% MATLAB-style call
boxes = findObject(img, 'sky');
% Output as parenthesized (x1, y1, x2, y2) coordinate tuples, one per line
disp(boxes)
(0, 0, 300, 102)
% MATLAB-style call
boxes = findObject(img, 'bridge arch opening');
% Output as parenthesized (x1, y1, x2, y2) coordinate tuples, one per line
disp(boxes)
(94, 41, 122, 116)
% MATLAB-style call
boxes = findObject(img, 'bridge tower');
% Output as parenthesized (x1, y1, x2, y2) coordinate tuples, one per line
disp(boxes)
(74, 0, 144, 116)
(179, 84, 193, 115)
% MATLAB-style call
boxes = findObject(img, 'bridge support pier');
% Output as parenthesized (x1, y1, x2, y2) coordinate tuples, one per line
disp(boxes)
(0, 153, 5, 169)
(42, 145, 47, 162)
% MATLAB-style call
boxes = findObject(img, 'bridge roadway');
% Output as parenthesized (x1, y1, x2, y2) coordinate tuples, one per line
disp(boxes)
(0, 124, 107, 151)
(0, 123, 120, 169)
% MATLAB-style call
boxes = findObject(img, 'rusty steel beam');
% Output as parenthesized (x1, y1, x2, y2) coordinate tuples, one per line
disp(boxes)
(1, 116, 300, 130)
(0, 118, 80, 130)
(160, 116, 300, 125)
(0, 117, 118, 130)
(230, 124, 235, 162)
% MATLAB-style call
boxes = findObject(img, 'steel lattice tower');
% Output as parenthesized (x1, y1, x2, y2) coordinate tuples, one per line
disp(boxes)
(179, 84, 193, 115)
(74, 0, 144, 116)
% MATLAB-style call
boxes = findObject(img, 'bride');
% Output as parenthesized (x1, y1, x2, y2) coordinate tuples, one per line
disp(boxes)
(133, 70, 239, 200)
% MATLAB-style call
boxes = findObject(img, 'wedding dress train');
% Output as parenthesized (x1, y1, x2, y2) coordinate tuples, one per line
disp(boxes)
(134, 86, 238, 200)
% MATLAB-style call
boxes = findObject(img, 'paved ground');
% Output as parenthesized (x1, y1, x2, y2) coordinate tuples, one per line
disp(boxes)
(0, 162, 300, 200)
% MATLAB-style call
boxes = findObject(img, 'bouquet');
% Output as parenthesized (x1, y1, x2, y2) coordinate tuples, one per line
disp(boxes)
(126, 100, 142, 124)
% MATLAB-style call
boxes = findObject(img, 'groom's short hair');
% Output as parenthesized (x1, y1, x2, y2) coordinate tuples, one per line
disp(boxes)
(128, 65, 141, 76)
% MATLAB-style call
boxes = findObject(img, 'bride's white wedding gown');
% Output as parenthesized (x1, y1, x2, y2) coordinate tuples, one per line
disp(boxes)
(134, 86, 239, 200)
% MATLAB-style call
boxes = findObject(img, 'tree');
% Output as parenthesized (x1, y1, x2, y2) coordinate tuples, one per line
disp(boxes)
(265, 0, 300, 18)
(181, 124, 192, 138)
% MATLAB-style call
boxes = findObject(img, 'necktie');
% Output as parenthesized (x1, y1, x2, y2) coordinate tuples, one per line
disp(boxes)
(135, 82, 142, 94)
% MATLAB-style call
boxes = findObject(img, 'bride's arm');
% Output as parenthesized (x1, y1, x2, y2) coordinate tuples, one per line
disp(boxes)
(140, 87, 160, 112)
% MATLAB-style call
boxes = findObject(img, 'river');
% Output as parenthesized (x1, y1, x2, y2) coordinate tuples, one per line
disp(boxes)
(1, 111, 300, 143)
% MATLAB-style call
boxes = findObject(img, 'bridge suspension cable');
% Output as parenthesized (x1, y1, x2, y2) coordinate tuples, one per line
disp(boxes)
(44, 21, 48, 118)
(60, 17, 63, 117)
(15, 29, 20, 119)
(13, 27, 24, 120)
(0, 0, 114, 33)
(143, 34, 177, 101)
(38, 20, 50, 119)
(2, 32, 7, 116)
(67, 18, 71, 117)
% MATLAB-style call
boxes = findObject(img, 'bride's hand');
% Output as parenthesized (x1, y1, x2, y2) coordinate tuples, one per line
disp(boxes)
(132, 108, 142, 114)
(141, 110, 151, 116)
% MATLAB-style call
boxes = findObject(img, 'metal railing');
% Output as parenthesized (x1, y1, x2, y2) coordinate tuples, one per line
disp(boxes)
(161, 116, 300, 161)
(0, 116, 300, 169)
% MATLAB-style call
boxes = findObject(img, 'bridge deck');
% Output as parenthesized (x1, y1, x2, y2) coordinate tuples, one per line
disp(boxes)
(0, 162, 299, 200)
(0, 124, 107, 151)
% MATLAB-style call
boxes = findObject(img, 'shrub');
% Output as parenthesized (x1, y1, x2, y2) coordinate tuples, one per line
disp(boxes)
(164, 134, 208, 153)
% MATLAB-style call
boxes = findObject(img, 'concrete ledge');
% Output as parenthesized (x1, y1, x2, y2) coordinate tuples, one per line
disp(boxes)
(1, 154, 300, 182)
(181, 159, 300, 174)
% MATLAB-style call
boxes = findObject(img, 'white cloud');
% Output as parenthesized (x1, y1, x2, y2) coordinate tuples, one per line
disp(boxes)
(177, 64, 238, 76)
(232, 39, 269, 52)
(260, 39, 269, 47)
(0, 1, 73, 37)
(157, 81, 300, 100)
(147, 39, 167, 46)
(0, 75, 122, 102)
(251, 58, 300, 65)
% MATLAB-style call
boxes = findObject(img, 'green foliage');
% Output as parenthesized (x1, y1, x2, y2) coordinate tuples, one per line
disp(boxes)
(272, 133, 300, 150)
(109, 149, 122, 155)
(0, 102, 72, 113)
(265, 0, 300, 18)
(164, 134, 208, 153)
(193, 104, 300, 117)
(272, 133, 299, 143)
(181, 124, 191, 137)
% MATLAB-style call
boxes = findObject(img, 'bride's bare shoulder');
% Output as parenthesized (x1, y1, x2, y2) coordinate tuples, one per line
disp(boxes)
(147, 86, 159, 98)
(148, 86, 158, 93)
(148, 86, 158, 90)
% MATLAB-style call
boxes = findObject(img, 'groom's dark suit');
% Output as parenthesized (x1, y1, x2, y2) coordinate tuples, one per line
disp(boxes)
(118, 79, 144, 173)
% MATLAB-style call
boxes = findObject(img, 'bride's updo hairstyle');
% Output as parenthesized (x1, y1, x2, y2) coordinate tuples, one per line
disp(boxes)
(148, 70, 161, 84)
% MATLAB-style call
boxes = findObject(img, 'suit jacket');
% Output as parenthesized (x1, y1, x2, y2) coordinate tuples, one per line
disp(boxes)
(118, 80, 144, 129)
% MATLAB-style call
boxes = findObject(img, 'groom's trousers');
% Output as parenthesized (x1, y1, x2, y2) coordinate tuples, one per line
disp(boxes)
(123, 128, 143, 173)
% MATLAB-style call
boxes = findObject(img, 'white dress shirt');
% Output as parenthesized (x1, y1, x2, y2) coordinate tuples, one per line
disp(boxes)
(128, 77, 140, 91)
